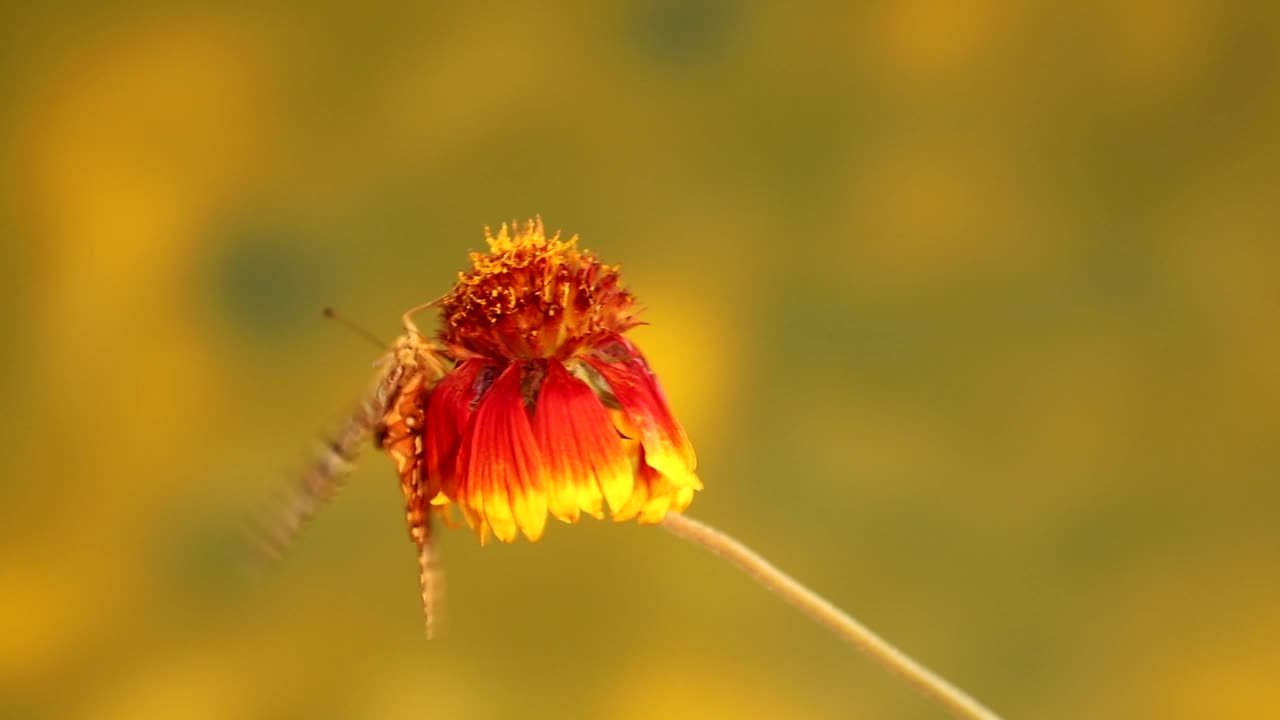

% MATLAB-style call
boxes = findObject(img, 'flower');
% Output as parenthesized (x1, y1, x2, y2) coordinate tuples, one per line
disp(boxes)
(378, 218, 700, 545)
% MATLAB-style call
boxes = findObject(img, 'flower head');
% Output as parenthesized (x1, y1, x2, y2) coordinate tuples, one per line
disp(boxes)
(378, 218, 699, 545)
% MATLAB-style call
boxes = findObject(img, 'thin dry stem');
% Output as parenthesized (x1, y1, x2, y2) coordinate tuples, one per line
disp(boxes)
(660, 512, 1003, 720)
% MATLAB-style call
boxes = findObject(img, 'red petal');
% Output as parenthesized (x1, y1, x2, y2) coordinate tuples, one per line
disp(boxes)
(533, 360, 633, 521)
(424, 359, 496, 502)
(584, 333, 698, 488)
(454, 363, 548, 542)
(612, 446, 680, 523)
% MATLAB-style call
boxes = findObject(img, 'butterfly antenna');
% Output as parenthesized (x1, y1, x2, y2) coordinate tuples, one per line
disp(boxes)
(323, 306, 387, 349)
(400, 292, 449, 337)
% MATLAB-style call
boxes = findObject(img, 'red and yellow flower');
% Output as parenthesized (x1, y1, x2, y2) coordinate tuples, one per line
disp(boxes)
(378, 219, 700, 544)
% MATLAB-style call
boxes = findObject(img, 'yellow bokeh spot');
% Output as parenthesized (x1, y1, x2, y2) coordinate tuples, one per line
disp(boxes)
(871, 0, 1016, 86)
(625, 282, 733, 453)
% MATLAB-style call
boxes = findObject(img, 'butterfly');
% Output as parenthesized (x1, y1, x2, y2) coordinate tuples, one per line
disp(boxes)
(250, 304, 450, 637)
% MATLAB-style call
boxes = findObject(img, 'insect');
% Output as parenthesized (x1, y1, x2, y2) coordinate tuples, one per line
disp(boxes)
(251, 303, 451, 637)
(248, 219, 701, 637)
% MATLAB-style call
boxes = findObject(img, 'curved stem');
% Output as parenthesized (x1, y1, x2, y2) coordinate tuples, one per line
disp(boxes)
(660, 512, 1003, 720)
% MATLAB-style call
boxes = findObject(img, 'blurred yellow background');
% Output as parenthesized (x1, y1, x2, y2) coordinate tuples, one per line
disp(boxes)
(2, 2, 1278, 718)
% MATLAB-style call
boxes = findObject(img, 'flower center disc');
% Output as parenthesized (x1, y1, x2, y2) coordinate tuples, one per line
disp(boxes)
(439, 218, 640, 361)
